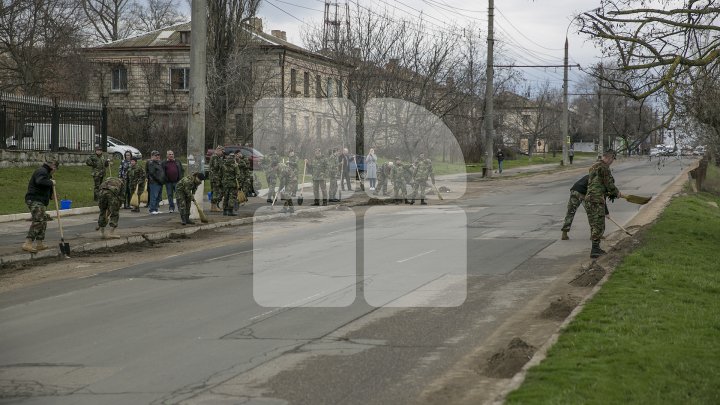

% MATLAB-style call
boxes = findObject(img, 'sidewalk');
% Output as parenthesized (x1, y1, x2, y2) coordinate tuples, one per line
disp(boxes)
(0, 159, 591, 266)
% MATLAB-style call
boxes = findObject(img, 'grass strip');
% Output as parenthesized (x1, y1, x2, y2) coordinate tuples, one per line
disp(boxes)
(506, 190, 720, 405)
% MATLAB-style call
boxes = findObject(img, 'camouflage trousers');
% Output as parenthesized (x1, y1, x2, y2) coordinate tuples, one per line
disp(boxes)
(278, 178, 294, 207)
(562, 190, 585, 231)
(26, 200, 48, 241)
(393, 180, 407, 199)
(211, 179, 223, 205)
(411, 180, 428, 199)
(329, 177, 338, 199)
(93, 175, 104, 201)
(221, 184, 239, 209)
(313, 180, 327, 200)
(176, 188, 193, 218)
(583, 200, 606, 241)
(374, 175, 388, 195)
(98, 191, 121, 228)
(266, 175, 277, 200)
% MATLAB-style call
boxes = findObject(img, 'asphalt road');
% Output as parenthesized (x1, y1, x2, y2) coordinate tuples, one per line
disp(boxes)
(0, 157, 689, 404)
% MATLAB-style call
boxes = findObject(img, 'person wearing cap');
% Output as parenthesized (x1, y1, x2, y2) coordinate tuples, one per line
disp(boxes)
(584, 149, 623, 258)
(146, 150, 166, 214)
(22, 157, 58, 253)
(85, 145, 109, 201)
(209, 145, 225, 211)
(175, 172, 205, 225)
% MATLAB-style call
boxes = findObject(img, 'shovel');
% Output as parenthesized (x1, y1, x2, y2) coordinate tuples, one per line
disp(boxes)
(52, 184, 71, 258)
(297, 160, 307, 205)
(271, 186, 285, 210)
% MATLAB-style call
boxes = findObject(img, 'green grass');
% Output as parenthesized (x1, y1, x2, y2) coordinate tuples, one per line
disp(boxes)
(0, 165, 101, 215)
(506, 189, 720, 405)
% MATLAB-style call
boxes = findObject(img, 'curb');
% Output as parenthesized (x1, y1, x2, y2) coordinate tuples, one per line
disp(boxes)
(490, 159, 700, 404)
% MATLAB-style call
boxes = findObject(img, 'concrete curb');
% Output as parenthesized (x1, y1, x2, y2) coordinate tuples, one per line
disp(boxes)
(490, 159, 700, 404)
(0, 205, 339, 267)
(0, 206, 100, 223)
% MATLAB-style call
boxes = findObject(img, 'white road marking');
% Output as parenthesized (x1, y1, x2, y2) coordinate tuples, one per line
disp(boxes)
(397, 250, 436, 263)
(205, 249, 260, 262)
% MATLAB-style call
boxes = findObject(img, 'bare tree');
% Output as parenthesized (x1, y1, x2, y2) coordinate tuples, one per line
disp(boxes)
(0, 0, 85, 96)
(579, 0, 720, 130)
(129, 0, 186, 32)
(80, 0, 134, 43)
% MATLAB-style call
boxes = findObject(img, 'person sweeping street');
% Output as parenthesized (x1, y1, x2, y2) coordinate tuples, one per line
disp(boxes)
(96, 176, 126, 239)
(176, 172, 205, 225)
(22, 157, 58, 253)
(584, 149, 623, 258)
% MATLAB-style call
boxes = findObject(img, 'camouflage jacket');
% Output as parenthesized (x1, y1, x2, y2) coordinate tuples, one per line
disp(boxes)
(176, 174, 200, 196)
(100, 177, 125, 200)
(377, 162, 392, 181)
(209, 154, 224, 181)
(85, 154, 108, 177)
(128, 164, 146, 189)
(391, 162, 408, 183)
(263, 151, 281, 177)
(221, 159, 241, 187)
(413, 159, 433, 181)
(585, 160, 619, 203)
(287, 154, 299, 175)
(308, 156, 329, 181)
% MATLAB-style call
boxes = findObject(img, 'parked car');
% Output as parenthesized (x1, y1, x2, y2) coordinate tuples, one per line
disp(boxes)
(349, 154, 366, 179)
(95, 136, 142, 159)
(205, 145, 264, 170)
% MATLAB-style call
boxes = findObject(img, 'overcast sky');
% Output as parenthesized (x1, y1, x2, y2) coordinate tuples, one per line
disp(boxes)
(252, 0, 604, 91)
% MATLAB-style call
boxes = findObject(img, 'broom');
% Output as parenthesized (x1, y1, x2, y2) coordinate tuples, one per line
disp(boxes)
(192, 199, 209, 223)
(623, 194, 651, 205)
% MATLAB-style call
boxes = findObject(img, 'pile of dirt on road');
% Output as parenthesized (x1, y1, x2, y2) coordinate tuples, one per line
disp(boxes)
(482, 337, 536, 378)
(540, 294, 581, 320)
(570, 263, 606, 287)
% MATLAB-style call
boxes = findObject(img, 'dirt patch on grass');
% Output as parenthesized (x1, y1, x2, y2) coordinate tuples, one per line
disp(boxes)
(482, 338, 536, 378)
(569, 262, 606, 287)
(540, 294, 581, 320)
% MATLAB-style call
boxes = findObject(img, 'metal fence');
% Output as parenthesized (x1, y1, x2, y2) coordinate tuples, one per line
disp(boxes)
(0, 92, 107, 152)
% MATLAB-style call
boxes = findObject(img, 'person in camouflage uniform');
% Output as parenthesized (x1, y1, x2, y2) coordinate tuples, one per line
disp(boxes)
(561, 174, 589, 240)
(128, 157, 146, 212)
(86, 145, 109, 201)
(277, 161, 294, 213)
(176, 172, 205, 225)
(287, 149, 299, 197)
(22, 157, 59, 253)
(97, 176, 126, 239)
(583, 149, 622, 258)
(221, 153, 241, 216)
(235, 153, 252, 196)
(209, 145, 225, 211)
(306, 148, 329, 206)
(391, 157, 409, 204)
(373, 161, 393, 196)
(410, 153, 434, 205)
(263, 146, 281, 203)
(328, 149, 341, 202)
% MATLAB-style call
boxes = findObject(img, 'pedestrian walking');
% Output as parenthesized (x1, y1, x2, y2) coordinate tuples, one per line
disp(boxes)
(569, 147, 575, 164)
(128, 157, 145, 212)
(96, 176, 125, 239)
(306, 148, 329, 206)
(86, 145, 109, 201)
(22, 157, 58, 253)
(209, 145, 225, 212)
(366, 148, 378, 191)
(118, 151, 133, 209)
(146, 150, 165, 214)
(176, 172, 205, 225)
(162, 150, 183, 213)
(496, 148, 505, 174)
(584, 149, 623, 258)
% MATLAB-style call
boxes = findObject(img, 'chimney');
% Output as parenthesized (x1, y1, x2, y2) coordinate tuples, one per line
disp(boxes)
(271, 30, 287, 41)
(248, 17, 263, 32)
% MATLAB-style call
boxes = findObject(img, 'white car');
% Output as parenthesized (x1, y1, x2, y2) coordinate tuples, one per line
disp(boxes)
(98, 136, 142, 160)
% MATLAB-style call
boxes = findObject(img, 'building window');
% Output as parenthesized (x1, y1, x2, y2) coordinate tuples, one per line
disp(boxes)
(303, 72, 310, 97)
(236, 113, 253, 141)
(316, 75, 322, 98)
(316, 116, 322, 139)
(337, 78, 343, 98)
(326, 77, 333, 97)
(290, 68, 297, 95)
(179, 31, 191, 45)
(170, 67, 190, 91)
(111, 65, 128, 91)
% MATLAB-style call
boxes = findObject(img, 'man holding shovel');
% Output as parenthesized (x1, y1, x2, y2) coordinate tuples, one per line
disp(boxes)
(584, 149, 623, 258)
(22, 157, 58, 253)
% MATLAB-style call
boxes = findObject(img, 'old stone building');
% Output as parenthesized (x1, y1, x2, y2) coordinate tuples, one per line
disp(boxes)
(84, 18, 354, 151)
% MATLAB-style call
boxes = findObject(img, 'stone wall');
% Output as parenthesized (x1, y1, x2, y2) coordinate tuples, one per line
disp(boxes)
(0, 149, 92, 168)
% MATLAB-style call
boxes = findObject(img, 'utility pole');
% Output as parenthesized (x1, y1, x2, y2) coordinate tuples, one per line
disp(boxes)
(483, 0, 494, 177)
(188, 0, 207, 219)
(597, 65, 604, 158)
(561, 37, 569, 166)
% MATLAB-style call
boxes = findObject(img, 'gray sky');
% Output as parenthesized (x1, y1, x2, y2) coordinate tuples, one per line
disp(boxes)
(256, 0, 604, 90)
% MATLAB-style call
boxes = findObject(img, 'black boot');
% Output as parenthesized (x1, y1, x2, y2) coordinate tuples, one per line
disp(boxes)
(394, 199, 400, 205)
(186, 215, 195, 225)
(322, 199, 328, 206)
(312, 199, 320, 206)
(180, 215, 187, 225)
(420, 199, 427, 205)
(227, 208, 237, 216)
(590, 240, 606, 258)
(222, 209, 228, 216)
(404, 199, 410, 204)
(409, 199, 415, 205)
